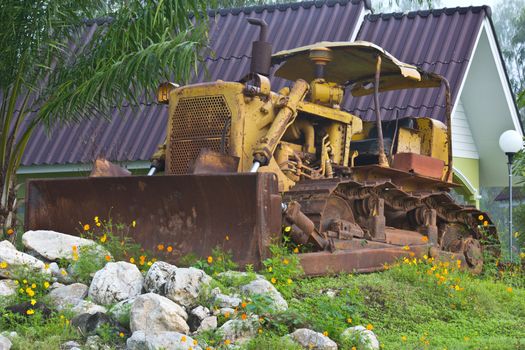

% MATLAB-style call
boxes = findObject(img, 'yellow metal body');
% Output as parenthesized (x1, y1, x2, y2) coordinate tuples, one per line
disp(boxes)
(164, 80, 363, 191)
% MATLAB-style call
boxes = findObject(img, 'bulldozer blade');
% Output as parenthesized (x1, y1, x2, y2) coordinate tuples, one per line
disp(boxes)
(192, 149, 240, 174)
(25, 173, 282, 267)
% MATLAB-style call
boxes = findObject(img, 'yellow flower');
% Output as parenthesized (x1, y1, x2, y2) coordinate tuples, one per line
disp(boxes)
(478, 214, 484, 221)
(83, 224, 90, 231)
(520, 252, 525, 259)
(347, 317, 352, 324)
(23, 279, 27, 284)
(26, 288, 35, 297)
(507, 287, 513, 293)
(284, 226, 292, 233)
(421, 235, 429, 243)
(366, 323, 374, 331)
(19, 288, 24, 294)
(6, 228, 14, 235)
(132, 220, 136, 228)
(157, 244, 165, 251)
(514, 231, 520, 238)
(456, 260, 462, 268)
(323, 331, 328, 336)
(147, 261, 153, 266)
(193, 339, 198, 345)
(31, 283, 36, 289)
(225, 339, 231, 345)
(283, 258, 289, 265)
(30, 299, 37, 306)
(224, 311, 230, 318)
(119, 332, 125, 338)
(271, 277, 277, 284)
(293, 247, 299, 253)
(94, 216, 99, 223)
(225, 235, 230, 241)
(26, 309, 35, 315)
(258, 328, 263, 334)
(167, 246, 173, 252)
(287, 278, 292, 284)
(129, 257, 135, 264)
(72, 245, 78, 252)
(181, 335, 187, 342)
(96, 222, 101, 227)
(352, 347, 357, 350)
(0, 261, 7, 269)
(401, 335, 407, 342)
(100, 234, 107, 243)
(267, 266, 272, 272)
(61, 269, 67, 276)
(44, 281, 50, 289)
(44, 263, 50, 270)
(403, 245, 410, 251)
(207, 256, 213, 264)
(483, 220, 489, 227)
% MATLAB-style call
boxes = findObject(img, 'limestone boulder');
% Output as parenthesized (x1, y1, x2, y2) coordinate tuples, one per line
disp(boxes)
(219, 315, 259, 344)
(47, 283, 89, 310)
(0, 334, 12, 350)
(127, 331, 202, 350)
(143, 261, 177, 294)
(0, 242, 46, 278)
(290, 328, 338, 350)
(130, 293, 189, 334)
(22, 230, 101, 261)
(0, 279, 17, 297)
(341, 326, 380, 350)
(164, 267, 211, 309)
(88, 262, 143, 305)
(240, 279, 288, 312)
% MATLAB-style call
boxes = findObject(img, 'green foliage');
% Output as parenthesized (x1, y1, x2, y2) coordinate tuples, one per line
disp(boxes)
(192, 246, 238, 277)
(261, 244, 303, 299)
(0, 309, 80, 350)
(243, 333, 302, 350)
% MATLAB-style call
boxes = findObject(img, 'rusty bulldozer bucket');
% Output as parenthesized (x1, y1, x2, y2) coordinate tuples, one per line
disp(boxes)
(25, 173, 282, 267)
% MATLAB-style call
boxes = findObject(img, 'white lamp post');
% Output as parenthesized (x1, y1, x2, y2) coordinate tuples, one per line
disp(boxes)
(499, 130, 523, 261)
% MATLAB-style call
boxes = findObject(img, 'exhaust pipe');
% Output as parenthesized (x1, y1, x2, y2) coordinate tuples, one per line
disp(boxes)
(247, 18, 272, 76)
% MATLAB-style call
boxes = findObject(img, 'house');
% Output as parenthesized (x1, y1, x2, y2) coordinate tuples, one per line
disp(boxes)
(17, 0, 522, 211)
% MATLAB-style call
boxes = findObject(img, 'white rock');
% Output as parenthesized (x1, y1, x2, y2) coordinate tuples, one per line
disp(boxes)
(61, 340, 82, 350)
(50, 282, 65, 290)
(0, 279, 17, 297)
(213, 293, 242, 308)
(290, 329, 338, 350)
(22, 230, 100, 261)
(197, 316, 217, 333)
(0, 334, 12, 350)
(0, 243, 46, 278)
(143, 261, 177, 294)
(109, 298, 135, 327)
(130, 293, 189, 334)
(164, 267, 211, 309)
(88, 262, 143, 305)
(240, 279, 288, 312)
(341, 326, 380, 350)
(48, 283, 89, 310)
(215, 307, 235, 316)
(127, 331, 202, 350)
(70, 300, 107, 316)
(191, 305, 210, 321)
(0, 240, 16, 250)
(219, 315, 259, 344)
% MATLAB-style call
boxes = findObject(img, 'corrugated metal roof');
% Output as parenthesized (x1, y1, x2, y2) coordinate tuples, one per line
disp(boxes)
(20, 2, 491, 166)
(345, 6, 489, 122)
(21, 0, 368, 166)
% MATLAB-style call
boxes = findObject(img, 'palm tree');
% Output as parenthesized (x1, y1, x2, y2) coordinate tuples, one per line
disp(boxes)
(0, 0, 211, 232)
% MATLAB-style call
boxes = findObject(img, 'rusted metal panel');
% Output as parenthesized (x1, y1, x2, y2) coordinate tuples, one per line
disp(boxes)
(392, 152, 445, 179)
(298, 245, 429, 276)
(25, 173, 281, 268)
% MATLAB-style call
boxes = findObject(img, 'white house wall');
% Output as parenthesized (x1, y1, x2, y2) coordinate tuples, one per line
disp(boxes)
(452, 99, 479, 159)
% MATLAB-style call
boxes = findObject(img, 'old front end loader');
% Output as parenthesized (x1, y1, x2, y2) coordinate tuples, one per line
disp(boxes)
(26, 19, 496, 275)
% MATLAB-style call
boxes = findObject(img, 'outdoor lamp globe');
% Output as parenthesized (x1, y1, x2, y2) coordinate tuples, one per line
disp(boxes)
(499, 130, 523, 154)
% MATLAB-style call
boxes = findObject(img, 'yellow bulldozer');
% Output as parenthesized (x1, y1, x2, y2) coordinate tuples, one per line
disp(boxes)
(26, 19, 496, 275)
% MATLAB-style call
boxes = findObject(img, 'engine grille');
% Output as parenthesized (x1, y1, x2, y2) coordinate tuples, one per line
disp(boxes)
(168, 95, 231, 174)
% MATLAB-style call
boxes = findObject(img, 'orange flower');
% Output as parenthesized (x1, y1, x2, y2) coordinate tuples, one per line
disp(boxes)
(507, 287, 513, 293)
(241, 301, 247, 308)
(207, 256, 213, 264)
(181, 335, 186, 342)
(224, 311, 230, 318)
(6, 228, 14, 235)
(293, 247, 299, 253)
(225, 235, 230, 241)
(483, 220, 489, 227)
(241, 313, 247, 320)
(366, 323, 374, 331)
(421, 235, 429, 243)
(72, 245, 78, 252)
(83, 224, 90, 231)
(224, 340, 231, 345)
(157, 244, 165, 251)
(167, 246, 173, 252)
(105, 255, 111, 262)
